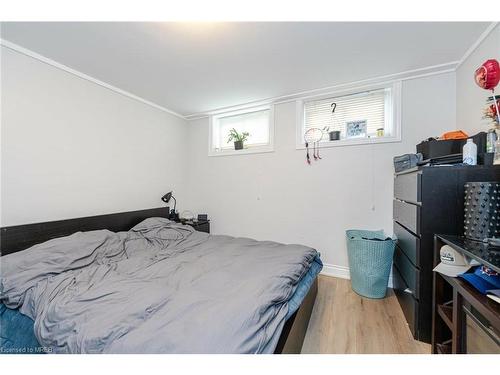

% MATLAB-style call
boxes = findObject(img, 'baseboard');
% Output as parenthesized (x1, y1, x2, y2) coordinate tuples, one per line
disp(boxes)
(321, 263, 394, 288)
(321, 263, 351, 279)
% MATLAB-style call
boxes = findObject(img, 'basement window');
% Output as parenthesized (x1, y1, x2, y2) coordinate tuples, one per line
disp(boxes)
(297, 81, 401, 148)
(209, 105, 274, 156)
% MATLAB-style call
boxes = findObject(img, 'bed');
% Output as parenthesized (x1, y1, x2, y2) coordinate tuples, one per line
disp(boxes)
(0, 208, 321, 354)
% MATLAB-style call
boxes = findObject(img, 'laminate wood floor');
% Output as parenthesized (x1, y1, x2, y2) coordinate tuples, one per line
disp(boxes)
(301, 275, 431, 354)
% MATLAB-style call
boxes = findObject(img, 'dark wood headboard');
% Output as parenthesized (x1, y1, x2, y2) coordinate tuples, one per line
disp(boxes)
(0, 207, 169, 256)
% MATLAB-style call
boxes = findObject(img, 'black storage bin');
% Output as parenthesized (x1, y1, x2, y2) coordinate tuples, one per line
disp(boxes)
(416, 132, 487, 161)
(464, 182, 500, 240)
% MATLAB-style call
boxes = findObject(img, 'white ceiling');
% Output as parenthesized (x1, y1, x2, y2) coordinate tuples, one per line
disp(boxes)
(0, 22, 491, 117)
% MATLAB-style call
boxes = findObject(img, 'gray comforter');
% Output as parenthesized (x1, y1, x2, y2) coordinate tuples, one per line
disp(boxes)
(0, 218, 318, 353)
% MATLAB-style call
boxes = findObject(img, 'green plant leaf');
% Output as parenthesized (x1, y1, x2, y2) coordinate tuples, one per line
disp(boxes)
(227, 127, 250, 143)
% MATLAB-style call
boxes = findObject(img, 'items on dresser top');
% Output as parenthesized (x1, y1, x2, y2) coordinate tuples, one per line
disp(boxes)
(393, 133, 488, 174)
(424, 153, 464, 166)
(392, 165, 500, 343)
(416, 132, 486, 163)
(441, 130, 469, 140)
(462, 139, 478, 165)
(393, 153, 423, 173)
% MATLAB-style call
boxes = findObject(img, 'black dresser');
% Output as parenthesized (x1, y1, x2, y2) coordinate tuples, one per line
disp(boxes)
(393, 165, 500, 343)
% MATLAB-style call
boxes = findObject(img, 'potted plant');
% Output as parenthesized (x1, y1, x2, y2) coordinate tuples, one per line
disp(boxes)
(227, 128, 250, 150)
(323, 126, 340, 141)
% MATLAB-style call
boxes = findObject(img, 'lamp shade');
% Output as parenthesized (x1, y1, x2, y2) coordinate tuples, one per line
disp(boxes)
(161, 192, 173, 203)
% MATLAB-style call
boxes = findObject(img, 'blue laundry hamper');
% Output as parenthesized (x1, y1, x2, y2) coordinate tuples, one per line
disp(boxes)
(346, 229, 397, 299)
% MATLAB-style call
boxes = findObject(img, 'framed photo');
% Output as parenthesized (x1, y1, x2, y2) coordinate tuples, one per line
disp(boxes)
(346, 120, 367, 138)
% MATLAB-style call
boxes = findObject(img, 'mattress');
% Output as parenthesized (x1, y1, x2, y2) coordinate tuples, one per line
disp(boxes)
(0, 254, 321, 354)
(286, 254, 322, 319)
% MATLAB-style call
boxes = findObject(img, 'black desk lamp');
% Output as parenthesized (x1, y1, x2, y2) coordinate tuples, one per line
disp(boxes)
(161, 191, 178, 220)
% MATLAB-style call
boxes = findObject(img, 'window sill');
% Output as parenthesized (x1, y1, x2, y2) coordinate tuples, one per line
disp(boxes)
(295, 135, 401, 150)
(208, 146, 275, 157)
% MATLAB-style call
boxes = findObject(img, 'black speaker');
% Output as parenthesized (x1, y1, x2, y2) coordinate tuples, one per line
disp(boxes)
(464, 182, 500, 240)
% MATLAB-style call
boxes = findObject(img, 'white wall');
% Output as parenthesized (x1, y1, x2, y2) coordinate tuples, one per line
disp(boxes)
(185, 73, 456, 271)
(1, 46, 188, 226)
(456, 24, 500, 135)
(0, 42, 459, 273)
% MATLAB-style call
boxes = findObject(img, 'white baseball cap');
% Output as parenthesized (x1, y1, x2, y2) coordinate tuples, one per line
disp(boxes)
(433, 245, 479, 277)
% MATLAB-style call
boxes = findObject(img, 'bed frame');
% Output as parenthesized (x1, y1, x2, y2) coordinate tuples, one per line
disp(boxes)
(0, 207, 317, 354)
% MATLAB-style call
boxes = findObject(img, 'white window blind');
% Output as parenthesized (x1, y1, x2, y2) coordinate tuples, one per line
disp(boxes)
(212, 108, 270, 151)
(304, 88, 392, 140)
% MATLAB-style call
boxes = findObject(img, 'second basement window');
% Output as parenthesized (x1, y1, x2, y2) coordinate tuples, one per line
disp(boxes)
(298, 81, 401, 148)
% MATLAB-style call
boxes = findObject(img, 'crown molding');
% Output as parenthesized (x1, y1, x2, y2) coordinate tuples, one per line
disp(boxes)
(4, 22, 496, 122)
(455, 22, 498, 70)
(185, 22, 499, 120)
(0, 39, 186, 120)
(185, 61, 458, 120)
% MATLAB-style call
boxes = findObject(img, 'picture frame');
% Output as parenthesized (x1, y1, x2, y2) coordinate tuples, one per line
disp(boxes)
(345, 120, 367, 138)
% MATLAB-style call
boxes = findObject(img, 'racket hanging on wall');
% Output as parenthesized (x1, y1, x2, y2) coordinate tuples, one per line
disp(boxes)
(304, 127, 323, 165)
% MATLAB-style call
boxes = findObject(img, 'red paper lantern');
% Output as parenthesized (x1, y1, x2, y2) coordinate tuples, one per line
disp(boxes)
(474, 59, 500, 90)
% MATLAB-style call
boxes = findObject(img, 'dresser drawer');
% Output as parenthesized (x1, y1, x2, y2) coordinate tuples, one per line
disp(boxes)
(392, 265, 419, 337)
(394, 171, 421, 204)
(393, 221, 420, 267)
(393, 199, 420, 235)
(394, 245, 420, 299)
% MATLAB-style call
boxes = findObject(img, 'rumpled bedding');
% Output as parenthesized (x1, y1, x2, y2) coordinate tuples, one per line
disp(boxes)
(0, 218, 320, 353)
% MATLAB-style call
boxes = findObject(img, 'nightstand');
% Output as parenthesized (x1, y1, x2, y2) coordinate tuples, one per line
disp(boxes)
(179, 220, 210, 233)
